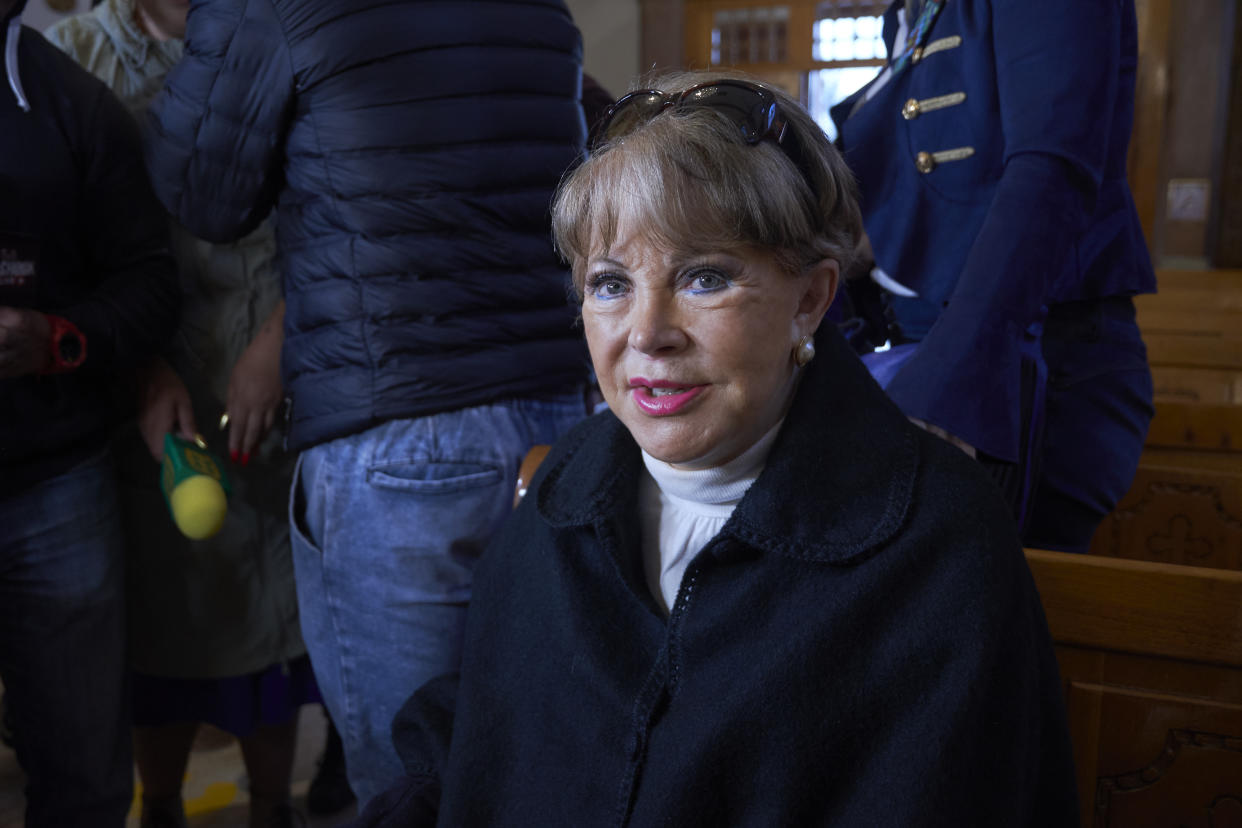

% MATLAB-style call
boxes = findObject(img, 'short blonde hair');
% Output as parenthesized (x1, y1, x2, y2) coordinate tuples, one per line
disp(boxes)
(552, 69, 863, 295)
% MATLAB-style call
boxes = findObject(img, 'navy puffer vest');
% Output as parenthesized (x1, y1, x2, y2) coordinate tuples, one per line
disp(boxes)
(146, 0, 589, 450)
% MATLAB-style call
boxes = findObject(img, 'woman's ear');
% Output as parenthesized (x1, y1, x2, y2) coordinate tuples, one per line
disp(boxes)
(794, 258, 839, 335)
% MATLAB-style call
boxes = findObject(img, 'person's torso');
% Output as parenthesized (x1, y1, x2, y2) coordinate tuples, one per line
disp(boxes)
(425, 333, 1077, 825)
(264, 0, 591, 448)
(0, 27, 124, 491)
(834, 0, 1151, 313)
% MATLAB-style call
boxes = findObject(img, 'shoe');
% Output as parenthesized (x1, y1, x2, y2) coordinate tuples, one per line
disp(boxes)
(268, 802, 308, 828)
(139, 797, 188, 828)
(306, 715, 355, 815)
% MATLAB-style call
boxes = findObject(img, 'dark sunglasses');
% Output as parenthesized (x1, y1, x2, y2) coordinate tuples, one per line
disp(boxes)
(594, 79, 815, 197)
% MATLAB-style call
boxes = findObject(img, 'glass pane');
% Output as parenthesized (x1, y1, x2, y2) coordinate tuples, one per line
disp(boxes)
(713, 6, 791, 65)
(832, 32, 855, 62)
(813, 12, 886, 65)
(854, 15, 877, 41)
(813, 18, 833, 61)
(807, 66, 883, 141)
(771, 10, 788, 63)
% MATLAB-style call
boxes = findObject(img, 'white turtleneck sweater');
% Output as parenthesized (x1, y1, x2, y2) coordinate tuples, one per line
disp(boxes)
(639, 422, 783, 615)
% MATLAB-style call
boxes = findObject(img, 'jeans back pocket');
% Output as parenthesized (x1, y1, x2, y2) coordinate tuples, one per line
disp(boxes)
(367, 460, 502, 495)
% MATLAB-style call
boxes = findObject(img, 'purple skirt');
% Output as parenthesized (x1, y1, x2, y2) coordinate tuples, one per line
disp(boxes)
(132, 654, 321, 738)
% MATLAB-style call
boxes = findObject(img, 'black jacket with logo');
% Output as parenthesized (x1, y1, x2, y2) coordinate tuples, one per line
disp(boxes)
(0, 0, 178, 495)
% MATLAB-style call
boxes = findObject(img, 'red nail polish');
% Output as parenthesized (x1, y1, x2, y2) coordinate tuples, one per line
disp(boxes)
(242, 453, 250, 467)
(230, 449, 239, 463)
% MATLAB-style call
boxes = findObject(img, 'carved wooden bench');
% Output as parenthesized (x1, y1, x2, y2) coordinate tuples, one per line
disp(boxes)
(1087, 455, 1242, 569)
(1026, 548, 1242, 827)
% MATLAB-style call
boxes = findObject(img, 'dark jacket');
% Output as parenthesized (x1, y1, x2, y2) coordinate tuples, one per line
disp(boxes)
(353, 327, 1079, 827)
(0, 0, 178, 497)
(831, 0, 1155, 463)
(143, 0, 590, 451)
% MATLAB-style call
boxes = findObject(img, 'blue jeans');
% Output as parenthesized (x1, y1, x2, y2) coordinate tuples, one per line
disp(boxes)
(0, 450, 131, 827)
(290, 391, 589, 806)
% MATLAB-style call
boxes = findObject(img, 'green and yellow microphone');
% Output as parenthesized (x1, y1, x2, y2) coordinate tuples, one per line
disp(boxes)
(160, 433, 232, 540)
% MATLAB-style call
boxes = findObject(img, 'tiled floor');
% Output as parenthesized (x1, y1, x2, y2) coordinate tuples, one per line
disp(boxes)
(0, 704, 357, 828)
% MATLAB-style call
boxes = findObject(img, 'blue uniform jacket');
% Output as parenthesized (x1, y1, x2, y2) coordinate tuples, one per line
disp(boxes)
(349, 327, 1078, 827)
(832, 0, 1155, 462)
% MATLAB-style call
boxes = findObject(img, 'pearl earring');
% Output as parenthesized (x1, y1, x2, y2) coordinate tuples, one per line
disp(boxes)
(794, 335, 815, 367)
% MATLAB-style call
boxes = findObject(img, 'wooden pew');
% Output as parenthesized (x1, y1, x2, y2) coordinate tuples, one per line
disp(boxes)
(1025, 548, 1242, 828)
(1137, 305, 1242, 335)
(1093, 270, 1242, 564)
(1143, 334, 1242, 370)
(1089, 401, 1242, 563)
(1088, 455, 1242, 569)
(1151, 365, 1242, 404)
(1140, 269, 1242, 372)
(1139, 303, 1242, 371)
(1145, 400, 1242, 451)
(1138, 289, 1242, 313)
(1153, 268, 1242, 292)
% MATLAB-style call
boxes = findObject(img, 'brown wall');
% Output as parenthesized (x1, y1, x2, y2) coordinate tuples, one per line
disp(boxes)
(641, 0, 687, 75)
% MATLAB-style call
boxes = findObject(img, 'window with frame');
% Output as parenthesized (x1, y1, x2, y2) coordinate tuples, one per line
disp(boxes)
(711, 7, 792, 65)
(809, 1, 889, 140)
(692, 0, 891, 140)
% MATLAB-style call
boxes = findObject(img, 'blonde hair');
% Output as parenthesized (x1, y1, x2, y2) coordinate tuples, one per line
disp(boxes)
(552, 69, 863, 296)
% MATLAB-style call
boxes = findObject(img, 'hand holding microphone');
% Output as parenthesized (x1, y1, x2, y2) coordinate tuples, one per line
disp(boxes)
(160, 433, 232, 540)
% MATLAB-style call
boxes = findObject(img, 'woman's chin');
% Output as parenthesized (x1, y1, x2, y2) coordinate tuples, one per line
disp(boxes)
(622, 414, 705, 466)
(635, 432, 732, 470)
(633, 434, 707, 468)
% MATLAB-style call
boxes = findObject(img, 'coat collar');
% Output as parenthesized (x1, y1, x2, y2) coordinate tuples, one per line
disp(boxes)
(536, 326, 920, 565)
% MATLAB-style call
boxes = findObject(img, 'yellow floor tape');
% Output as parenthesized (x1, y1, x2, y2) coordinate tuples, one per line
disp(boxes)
(129, 776, 242, 820)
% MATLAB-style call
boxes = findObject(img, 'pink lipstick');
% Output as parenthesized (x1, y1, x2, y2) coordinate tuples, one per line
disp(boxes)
(629, 377, 706, 416)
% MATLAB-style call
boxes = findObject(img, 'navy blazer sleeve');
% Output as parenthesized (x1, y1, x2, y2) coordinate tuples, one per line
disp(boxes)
(143, 0, 293, 243)
(62, 81, 179, 370)
(885, 0, 1122, 461)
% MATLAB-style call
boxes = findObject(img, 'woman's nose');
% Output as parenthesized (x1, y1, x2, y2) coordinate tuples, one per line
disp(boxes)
(628, 290, 688, 355)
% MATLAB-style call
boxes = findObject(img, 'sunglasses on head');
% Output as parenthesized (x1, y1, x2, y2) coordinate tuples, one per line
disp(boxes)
(594, 79, 815, 197)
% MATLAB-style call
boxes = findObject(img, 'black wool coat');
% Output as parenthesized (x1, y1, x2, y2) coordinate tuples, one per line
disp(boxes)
(355, 326, 1079, 827)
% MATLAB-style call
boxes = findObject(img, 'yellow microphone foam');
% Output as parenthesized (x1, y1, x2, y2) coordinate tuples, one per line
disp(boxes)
(169, 474, 228, 540)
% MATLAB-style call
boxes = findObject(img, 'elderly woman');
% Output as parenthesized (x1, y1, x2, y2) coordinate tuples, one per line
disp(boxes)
(353, 71, 1077, 827)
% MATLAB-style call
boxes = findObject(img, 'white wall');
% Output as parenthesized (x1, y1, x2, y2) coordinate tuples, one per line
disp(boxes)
(564, 0, 641, 98)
